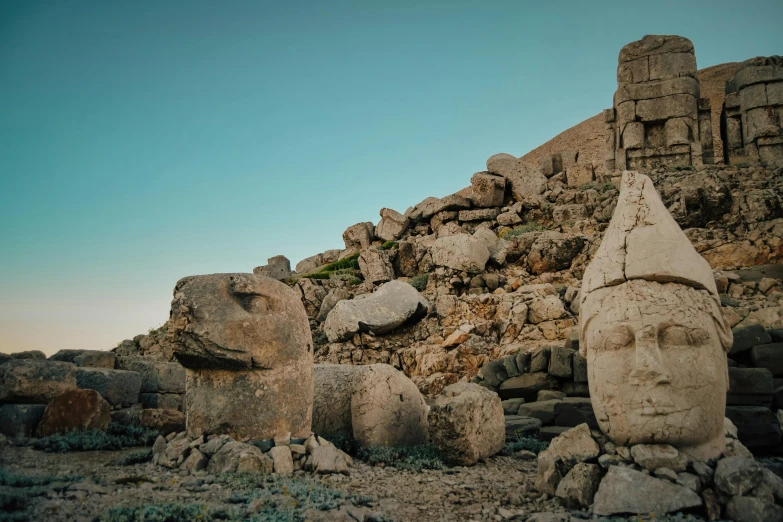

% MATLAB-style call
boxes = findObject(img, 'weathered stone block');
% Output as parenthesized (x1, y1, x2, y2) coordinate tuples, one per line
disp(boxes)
(740, 83, 769, 111)
(649, 52, 696, 81)
(730, 324, 772, 355)
(469, 172, 506, 207)
(725, 406, 782, 448)
(76, 367, 141, 407)
(458, 208, 499, 222)
(375, 208, 409, 242)
(554, 398, 598, 429)
(566, 165, 594, 188)
(751, 343, 783, 376)
(115, 357, 185, 393)
(572, 353, 588, 383)
(767, 81, 783, 106)
(617, 56, 649, 84)
(0, 404, 46, 437)
(516, 399, 560, 425)
(727, 367, 773, 406)
(50, 349, 116, 369)
(665, 117, 691, 146)
(636, 94, 696, 122)
(548, 346, 575, 378)
(140, 392, 183, 411)
(745, 107, 779, 142)
(498, 372, 557, 401)
(0, 360, 78, 404)
(36, 389, 111, 437)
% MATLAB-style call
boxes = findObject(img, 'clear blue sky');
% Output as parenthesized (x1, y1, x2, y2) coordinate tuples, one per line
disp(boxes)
(1, 0, 781, 354)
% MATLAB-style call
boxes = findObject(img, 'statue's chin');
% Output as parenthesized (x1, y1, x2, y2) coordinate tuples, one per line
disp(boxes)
(674, 432, 726, 462)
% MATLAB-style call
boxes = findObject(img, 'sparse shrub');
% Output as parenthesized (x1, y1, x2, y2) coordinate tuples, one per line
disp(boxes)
(100, 503, 237, 522)
(357, 444, 444, 471)
(302, 253, 361, 280)
(579, 181, 615, 192)
(30, 422, 159, 453)
(378, 241, 398, 250)
(0, 468, 80, 521)
(498, 223, 545, 239)
(0, 468, 79, 487)
(501, 431, 549, 456)
(410, 274, 429, 291)
(116, 449, 153, 466)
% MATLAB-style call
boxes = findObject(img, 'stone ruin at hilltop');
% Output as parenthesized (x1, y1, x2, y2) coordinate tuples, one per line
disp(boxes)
(1, 34, 783, 522)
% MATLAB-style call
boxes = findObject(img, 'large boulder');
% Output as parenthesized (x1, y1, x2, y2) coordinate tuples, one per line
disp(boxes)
(358, 248, 395, 284)
(472, 228, 510, 265)
(725, 406, 782, 448)
(323, 280, 428, 342)
(593, 466, 702, 516)
(407, 194, 471, 222)
(49, 349, 116, 369)
(0, 359, 78, 403)
(35, 389, 110, 437)
(486, 153, 547, 201)
(375, 208, 409, 241)
(76, 368, 141, 407)
(313, 364, 428, 448)
(316, 288, 351, 322)
(342, 222, 375, 250)
(428, 382, 505, 465)
(168, 273, 313, 440)
(114, 358, 185, 393)
(430, 234, 490, 273)
(526, 232, 585, 274)
(469, 172, 506, 208)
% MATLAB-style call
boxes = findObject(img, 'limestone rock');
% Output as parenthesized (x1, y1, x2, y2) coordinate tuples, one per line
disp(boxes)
(527, 233, 585, 274)
(304, 444, 353, 475)
(253, 255, 292, 281)
(547, 424, 600, 469)
(324, 280, 428, 342)
(358, 248, 395, 284)
(593, 466, 702, 516)
(169, 273, 313, 440)
(498, 372, 557, 401)
(470, 172, 506, 207)
(313, 364, 428, 448)
(114, 358, 185, 393)
(49, 349, 116, 369)
(180, 448, 208, 472)
(75, 368, 141, 407)
(715, 456, 764, 496)
(428, 382, 505, 466)
(206, 441, 273, 474)
(0, 360, 78, 403)
(36, 389, 110, 437)
(517, 400, 560, 425)
(472, 228, 509, 265)
(140, 393, 182, 411)
(316, 288, 351, 322)
(725, 495, 783, 522)
(342, 222, 375, 250)
(630, 444, 687, 472)
(269, 445, 294, 475)
(555, 462, 602, 509)
(430, 234, 490, 273)
(375, 208, 409, 241)
(486, 153, 547, 201)
(528, 296, 567, 324)
(296, 254, 324, 274)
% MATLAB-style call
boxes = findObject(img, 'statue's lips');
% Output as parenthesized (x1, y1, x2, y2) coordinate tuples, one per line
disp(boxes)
(635, 394, 683, 416)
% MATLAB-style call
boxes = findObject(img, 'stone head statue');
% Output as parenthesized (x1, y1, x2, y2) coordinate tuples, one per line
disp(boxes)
(579, 171, 732, 460)
(169, 273, 313, 439)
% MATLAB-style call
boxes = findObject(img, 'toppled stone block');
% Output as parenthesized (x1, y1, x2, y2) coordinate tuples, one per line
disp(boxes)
(375, 208, 409, 241)
(358, 248, 394, 284)
(486, 153, 547, 201)
(0, 360, 78, 404)
(593, 466, 702, 516)
(548, 346, 575, 378)
(458, 208, 499, 222)
(727, 367, 773, 406)
(470, 172, 506, 208)
(428, 382, 505, 465)
(430, 233, 490, 273)
(730, 324, 772, 355)
(115, 357, 185, 393)
(49, 349, 116, 369)
(725, 406, 782, 448)
(342, 222, 375, 250)
(526, 232, 585, 274)
(140, 409, 186, 434)
(554, 398, 597, 429)
(313, 364, 428, 448)
(751, 343, 783, 376)
(76, 367, 141, 407)
(207, 440, 273, 474)
(324, 280, 428, 342)
(498, 372, 557, 401)
(517, 400, 560, 425)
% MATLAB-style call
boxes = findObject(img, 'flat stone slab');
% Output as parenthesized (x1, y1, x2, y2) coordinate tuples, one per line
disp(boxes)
(0, 359, 78, 404)
(593, 466, 702, 516)
(115, 357, 185, 393)
(76, 367, 141, 407)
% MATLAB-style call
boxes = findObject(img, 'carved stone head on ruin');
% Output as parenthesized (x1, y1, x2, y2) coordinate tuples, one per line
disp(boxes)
(168, 273, 314, 439)
(579, 171, 732, 460)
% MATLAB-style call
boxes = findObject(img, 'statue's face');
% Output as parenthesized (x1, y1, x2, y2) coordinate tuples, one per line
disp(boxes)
(581, 280, 727, 452)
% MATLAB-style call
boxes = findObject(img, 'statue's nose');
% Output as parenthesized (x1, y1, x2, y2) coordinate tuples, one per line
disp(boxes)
(629, 326, 671, 386)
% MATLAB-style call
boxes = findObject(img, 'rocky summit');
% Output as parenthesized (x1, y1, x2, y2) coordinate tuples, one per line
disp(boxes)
(2, 34, 783, 522)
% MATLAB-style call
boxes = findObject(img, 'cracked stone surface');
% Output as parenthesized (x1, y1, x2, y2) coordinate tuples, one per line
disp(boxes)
(168, 273, 314, 440)
(579, 172, 733, 461)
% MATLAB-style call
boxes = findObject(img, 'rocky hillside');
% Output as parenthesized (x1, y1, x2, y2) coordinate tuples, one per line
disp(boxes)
(520, 62, 740, 177)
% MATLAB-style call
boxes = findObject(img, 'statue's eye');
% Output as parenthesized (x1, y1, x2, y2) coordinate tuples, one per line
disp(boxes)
(659, 326, 690, 346)
(603, 328, 634, 350)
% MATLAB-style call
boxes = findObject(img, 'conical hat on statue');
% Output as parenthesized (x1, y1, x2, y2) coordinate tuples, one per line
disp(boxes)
(581, 171, 718, 301)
